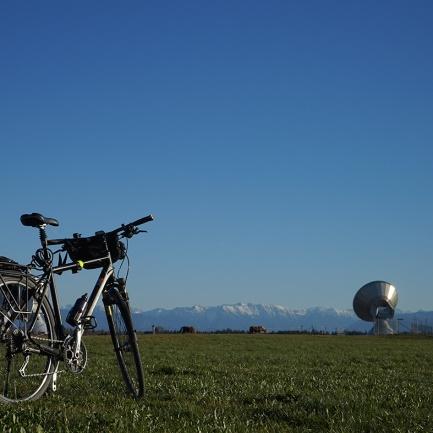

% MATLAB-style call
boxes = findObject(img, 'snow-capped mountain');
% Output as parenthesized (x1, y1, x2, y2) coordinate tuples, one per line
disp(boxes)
(131, 303, 364, 332)
(62, 302, 433, 333)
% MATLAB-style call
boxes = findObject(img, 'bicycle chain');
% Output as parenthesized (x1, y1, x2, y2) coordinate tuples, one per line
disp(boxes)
(19, 336, 65, 377)
(19, 368, 64, 378)
(31, 335, 64, 344)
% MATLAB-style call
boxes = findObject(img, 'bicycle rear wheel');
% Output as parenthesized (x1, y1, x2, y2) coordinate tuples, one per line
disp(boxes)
(0, 274, 57, 403)
(104, 288, 144, 398)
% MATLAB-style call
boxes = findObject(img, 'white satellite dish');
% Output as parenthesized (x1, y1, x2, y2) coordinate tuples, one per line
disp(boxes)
(353, 281, 398, 335)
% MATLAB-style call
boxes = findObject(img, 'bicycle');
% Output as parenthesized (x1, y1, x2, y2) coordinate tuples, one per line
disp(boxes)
(0, 212, 154, 403)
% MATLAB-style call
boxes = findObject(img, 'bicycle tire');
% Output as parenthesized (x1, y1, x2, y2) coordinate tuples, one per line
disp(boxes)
(0, 274, 57, 403)
(104, 288, 144, 398)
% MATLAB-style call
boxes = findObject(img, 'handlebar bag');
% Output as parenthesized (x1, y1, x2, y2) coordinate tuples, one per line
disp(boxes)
(64, 233, 125, 269)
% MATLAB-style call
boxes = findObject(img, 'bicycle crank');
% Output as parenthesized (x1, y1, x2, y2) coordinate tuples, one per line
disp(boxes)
(63, 335, 87, 374)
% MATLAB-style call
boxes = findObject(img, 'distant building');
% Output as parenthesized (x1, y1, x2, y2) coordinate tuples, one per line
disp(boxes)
(249, 325, 267, 334)
(180, 326, 196, 334)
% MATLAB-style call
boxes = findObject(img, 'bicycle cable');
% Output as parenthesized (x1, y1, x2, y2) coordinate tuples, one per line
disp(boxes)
(116, 238, 130, 284)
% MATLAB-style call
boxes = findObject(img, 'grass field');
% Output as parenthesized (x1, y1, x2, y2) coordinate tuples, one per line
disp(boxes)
(0, 334, 433, 433)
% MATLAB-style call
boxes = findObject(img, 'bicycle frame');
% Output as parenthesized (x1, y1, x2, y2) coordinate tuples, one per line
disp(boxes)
(27, 253, 115, 359)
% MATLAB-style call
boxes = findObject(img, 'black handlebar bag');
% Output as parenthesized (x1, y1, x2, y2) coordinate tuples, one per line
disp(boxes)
(64, 233, 125, 269)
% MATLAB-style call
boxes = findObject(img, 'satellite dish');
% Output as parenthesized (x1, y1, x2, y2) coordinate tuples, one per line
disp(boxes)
(353, 281, 398, 324)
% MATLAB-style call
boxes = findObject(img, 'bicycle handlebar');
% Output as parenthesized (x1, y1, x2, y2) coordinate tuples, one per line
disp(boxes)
(110, 214, 154, 235)
(131, 214, 154, 227)
(46, 214, 154, 245)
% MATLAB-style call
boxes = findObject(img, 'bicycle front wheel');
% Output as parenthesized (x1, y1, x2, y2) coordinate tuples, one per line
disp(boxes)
(104, 288, 144, 398)
(0, 274, 57, 403)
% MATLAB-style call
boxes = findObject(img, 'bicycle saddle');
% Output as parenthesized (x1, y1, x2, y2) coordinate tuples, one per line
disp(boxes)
(20, 213, 59, 227)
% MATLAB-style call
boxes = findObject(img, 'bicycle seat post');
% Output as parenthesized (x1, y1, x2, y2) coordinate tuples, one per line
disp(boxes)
(38, 225, 49, 257)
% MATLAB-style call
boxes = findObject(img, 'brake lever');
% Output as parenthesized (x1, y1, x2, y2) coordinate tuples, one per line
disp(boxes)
(122, 226, 147, 238)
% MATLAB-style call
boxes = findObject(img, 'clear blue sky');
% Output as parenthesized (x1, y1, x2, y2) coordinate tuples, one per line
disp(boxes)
(1, 1, 432, 311)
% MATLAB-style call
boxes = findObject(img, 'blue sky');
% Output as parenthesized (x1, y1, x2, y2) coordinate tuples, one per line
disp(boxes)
(1, 1, 432, 311)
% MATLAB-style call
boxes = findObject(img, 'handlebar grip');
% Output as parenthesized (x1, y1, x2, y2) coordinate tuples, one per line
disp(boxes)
(130, 214, 154, 226)
(109, 214, 155, 235)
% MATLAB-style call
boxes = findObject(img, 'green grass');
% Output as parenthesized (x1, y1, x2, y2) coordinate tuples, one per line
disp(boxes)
(1, 334, 433, 433)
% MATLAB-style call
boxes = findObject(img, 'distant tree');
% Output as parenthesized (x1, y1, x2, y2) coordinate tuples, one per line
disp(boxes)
(154, 326, 166, 334)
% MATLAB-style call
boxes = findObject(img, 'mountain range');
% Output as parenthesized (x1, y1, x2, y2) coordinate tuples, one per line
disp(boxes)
(62, 303, 433, 333)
